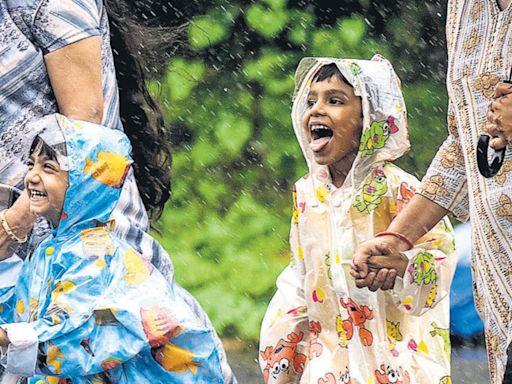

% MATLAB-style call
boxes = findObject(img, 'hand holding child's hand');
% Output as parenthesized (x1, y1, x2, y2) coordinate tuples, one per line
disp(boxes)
(367, 253, 408, 278)
(486, 82, 512, 149)
(350, 235, 408, 291)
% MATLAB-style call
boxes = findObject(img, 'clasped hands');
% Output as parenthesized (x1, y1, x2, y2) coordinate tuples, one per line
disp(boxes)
(485, 81, 512, 149)
(350, 235, 409, 292)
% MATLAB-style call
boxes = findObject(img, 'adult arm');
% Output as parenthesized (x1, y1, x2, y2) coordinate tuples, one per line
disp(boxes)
(352, 102, 467, 289)
(44, 37, 104, 123)
(0, 0, 106, 260)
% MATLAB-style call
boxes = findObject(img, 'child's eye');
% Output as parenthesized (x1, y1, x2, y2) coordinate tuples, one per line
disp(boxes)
(306, 99, 316, 108)
(44, 162, 57, 171)
(330, 98, 343, 105)
(26, 160, 34, 169)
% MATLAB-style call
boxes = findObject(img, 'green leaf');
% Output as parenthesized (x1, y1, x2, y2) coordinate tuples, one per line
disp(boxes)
(338, 15, 367, 47)
(165, 58, 206, 102)
(245, 3, 289, 38)
(189, 12, 231, 50)
(214, 112, 252, 157)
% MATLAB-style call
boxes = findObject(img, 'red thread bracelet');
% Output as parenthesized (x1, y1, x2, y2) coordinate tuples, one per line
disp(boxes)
(375, 231, 414, 250)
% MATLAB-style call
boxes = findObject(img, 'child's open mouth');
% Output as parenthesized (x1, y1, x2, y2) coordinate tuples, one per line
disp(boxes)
(309, 124, 333, 152)
(30, 189, 48, 202)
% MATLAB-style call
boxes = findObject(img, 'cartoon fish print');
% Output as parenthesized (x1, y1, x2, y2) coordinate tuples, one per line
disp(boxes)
(154, 343, 202, 374)
(123, 248, 152, 286)
(309, 321, 323, 359)
(409, 251, 437, 285)
(141, 305, 183, 347)
(354, 169, 388, 213)
(100, 356, 123, 371)
(439, 376, 452, 384)
(375, 364, 410, 384)
(396, 182, 415, 213)
(318, 369, 352, 384)
(359, 116, 399, 156)
(260, 332, 307, 383)
(340, 297, 374, 346)
(47, 343, 64, 374)
(84, 151, 132, 188)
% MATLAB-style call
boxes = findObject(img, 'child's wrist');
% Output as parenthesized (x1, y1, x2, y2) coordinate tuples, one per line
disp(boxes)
(375, 231, 414, 251)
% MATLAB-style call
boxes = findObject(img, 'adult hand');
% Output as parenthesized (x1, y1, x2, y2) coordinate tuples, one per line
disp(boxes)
(486, 82, 512, 149)
(350, 235, 409, 291)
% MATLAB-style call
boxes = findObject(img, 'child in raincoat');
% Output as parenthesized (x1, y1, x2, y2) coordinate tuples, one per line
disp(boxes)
(0, 114, 232, 383)
(259, 56, 456, 384)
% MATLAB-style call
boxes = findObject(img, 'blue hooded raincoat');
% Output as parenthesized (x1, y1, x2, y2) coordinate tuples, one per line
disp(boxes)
(0, 115, 229, 383)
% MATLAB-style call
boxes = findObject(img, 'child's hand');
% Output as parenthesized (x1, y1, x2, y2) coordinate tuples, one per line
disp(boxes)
(350, 235, 408, 291)
(367, 253, 408, 278)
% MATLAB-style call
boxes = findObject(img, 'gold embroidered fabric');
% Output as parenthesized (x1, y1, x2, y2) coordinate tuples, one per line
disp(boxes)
(419, 1, 512, 382)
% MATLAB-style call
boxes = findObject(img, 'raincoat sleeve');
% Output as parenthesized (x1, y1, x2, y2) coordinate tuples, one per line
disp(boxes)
(2, 242, 185, 377)
(29, 0, 102, 54)
(417, 102, 469, 222)
(259, 188, 309, 384)
(0, 255, 24, 322)
(388, 173, 457, 316)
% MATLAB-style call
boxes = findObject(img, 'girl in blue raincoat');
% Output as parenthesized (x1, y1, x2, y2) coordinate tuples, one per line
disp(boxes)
(0, 114, 229, 383)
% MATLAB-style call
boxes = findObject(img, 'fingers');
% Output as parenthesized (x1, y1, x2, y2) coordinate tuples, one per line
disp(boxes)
(490, 136, 508, 150)
(381, 269, 397, 291)
(355, 272, 376, 289)
(368, 269, 389, 292)
(494, 82, 512, 98)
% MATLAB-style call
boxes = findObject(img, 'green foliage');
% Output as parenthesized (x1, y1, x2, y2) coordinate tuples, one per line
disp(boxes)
(152, 0, 449, 341)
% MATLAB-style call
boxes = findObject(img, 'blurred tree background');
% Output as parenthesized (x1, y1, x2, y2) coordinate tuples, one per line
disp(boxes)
(144, 0, 449, 341)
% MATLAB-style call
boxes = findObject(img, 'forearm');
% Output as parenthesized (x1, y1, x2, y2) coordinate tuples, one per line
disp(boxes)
(388, 194, 449, 247)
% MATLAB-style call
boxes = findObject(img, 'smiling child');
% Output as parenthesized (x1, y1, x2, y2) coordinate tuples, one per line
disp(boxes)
(0, 115, 232, 383)
(258, 56, 457, 384)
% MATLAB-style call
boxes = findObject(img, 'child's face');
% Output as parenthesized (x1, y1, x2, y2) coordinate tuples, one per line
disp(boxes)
(25, 150, 68, 227)
(302, 75, 363, 167)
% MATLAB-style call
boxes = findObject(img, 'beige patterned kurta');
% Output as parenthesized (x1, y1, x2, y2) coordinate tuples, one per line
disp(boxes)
(419, 1, 512, 382)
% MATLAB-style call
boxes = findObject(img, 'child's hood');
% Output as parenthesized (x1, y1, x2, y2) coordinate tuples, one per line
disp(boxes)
(31, 114, 132, 237)
(291, 55, 410, 189)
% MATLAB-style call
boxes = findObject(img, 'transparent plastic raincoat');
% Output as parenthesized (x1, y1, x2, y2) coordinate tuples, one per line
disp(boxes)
(0, 115, 229, 383)
(259, 56, 457, 384)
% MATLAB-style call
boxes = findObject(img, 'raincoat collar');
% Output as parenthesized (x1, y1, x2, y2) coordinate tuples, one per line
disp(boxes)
(29, 114, 132, 238)
(291, 55, 410, 191)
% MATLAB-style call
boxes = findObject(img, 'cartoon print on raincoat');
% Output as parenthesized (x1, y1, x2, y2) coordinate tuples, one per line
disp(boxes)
(0, 115, 227, 383)
(259, 56, 457, 383)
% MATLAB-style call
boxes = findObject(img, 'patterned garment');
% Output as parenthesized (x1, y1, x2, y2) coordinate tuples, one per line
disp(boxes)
(0, 115, 229, 383)
(0, 1, 235, 380)
(259, 57, 457, 384)
(418, 2, 512, 382)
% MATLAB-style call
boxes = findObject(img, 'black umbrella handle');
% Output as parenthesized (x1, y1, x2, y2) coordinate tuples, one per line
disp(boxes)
(477, 135, 506, 178)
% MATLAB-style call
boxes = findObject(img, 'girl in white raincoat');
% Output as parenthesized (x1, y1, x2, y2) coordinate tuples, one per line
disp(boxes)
(259, 56, 457, 384)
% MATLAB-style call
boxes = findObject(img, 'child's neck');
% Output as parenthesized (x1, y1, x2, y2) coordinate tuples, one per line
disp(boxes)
(328, 152, 357, 188)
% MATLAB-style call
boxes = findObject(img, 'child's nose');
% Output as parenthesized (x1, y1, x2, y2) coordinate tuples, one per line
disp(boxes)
(310, 101, 326, 116)
(26, 168, 42, 184)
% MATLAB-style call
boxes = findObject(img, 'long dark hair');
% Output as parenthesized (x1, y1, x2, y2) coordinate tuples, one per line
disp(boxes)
(104, 1, 182, 221)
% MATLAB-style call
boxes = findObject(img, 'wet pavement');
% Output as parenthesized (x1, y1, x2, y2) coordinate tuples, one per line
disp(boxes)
(227, 345, 490, 383)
